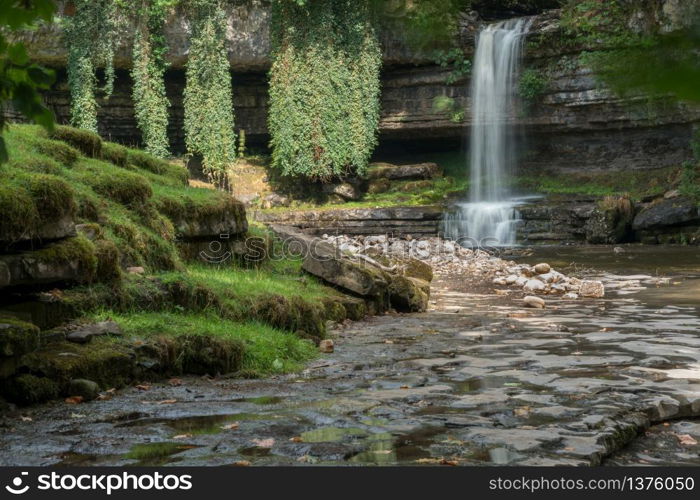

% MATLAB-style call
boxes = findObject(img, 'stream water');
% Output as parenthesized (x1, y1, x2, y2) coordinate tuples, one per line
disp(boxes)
(2, 246, 699, 466)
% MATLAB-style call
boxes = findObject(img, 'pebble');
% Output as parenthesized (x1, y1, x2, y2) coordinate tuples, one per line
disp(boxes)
(319, 339, 334, 353)
(523, 296, 546, 309)
(534, 263, 551, 274)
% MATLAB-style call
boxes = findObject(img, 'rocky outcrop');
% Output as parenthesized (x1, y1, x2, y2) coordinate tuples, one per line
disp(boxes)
(268, 224, 430, 313)
(14, 1, 697, 168)
(255, 206, 443, 237)
(633, 197, 700, 230)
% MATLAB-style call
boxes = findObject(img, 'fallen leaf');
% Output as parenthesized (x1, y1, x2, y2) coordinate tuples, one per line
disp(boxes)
(106, 388, 116, 394)
(232, 461, 251, 467)
(252, 438, 275, 448)
(65, 396, 84, 405)
(135, 384, 151, 391)
(289, 436, 303, 443)
(439, 458, 459, 466)
(400, 385, 409, 389)
(20, 416, 32, 422)
(173, 433, 193, 440)
(168, 378, 183, 387)
(157, 399, 177, 405)
(384, 340, 394, 344)
(96, 393, 112, 401)
(677, 434, 698, 446)
(221, 422, 240, 431)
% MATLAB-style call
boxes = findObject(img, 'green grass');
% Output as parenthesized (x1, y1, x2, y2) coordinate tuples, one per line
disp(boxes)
(93, 310, 317, 375)
(512, 167, 679, 200)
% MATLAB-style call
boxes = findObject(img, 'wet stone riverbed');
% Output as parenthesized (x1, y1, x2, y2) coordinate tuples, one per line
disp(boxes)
(1, 247, 700, 466)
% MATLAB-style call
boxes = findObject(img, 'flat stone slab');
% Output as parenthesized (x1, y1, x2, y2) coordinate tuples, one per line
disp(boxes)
(66, 321, 122, 344)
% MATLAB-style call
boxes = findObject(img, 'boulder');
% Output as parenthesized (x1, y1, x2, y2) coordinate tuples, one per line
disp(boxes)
(67, 378, 100, 401)
(323, 181, 364, 201)
(399, 257, 434, 282)
(0, 237, 98, 289)
(367, 162, 442, 181)
(632, 197, 700, 230)
(388, 276, 429, 313)
(579, 280, 605, 298)
(269, 225, 389, 297)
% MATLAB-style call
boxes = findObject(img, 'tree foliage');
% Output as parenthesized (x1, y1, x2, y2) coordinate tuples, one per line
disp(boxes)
(269, 0, 382, 180)
(183, 0, 236, 184)
(129, 0, 175, 158)
(0, 0, 56, 162)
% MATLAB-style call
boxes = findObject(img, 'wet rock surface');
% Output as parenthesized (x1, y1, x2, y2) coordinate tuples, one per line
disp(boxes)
(2, 264, 699, 466)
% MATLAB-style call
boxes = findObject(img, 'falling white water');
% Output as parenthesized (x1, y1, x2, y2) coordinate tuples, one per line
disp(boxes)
(444, 18, 532, 247)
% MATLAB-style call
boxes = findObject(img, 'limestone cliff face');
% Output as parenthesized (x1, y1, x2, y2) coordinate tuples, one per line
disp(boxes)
(18, 0, 700, 170)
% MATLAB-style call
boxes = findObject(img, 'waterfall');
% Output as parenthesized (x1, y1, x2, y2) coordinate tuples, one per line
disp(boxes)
(444, 18, 532, 247)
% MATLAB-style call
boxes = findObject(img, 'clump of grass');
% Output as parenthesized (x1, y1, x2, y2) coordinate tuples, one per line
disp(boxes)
(49, 125, 102, 158)
(95, 310, 317, 374)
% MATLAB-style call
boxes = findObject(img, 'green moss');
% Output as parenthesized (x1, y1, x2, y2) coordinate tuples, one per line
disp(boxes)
(84, 167, 153, 207)
(101, 142, 129, 167)
(0, 182, 39, 242)
(34, 236, 98, 284)
(34, 138, 80, 166)
(0, 316, 40, 358)
(26, 174, 76, 220)
(10, 156, 62, 175)
(49, 125, 103, 158)
(94, 238, 122, 282)
(21, 337, 134, 389)
(2, 374, 59, 406)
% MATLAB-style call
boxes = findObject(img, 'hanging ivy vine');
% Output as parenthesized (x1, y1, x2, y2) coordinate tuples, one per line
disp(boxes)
(129, 0, 175, 158)
(268, 0, 382, 180)
(183, 0, 236, 184)
(64, 0, 120, 132)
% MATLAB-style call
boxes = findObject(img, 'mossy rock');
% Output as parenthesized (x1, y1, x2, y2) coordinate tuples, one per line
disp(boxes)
(367, 178, 391, 194)
(388, 275, 429, 313)
(49, 125, 102, 158)
(174, 334, 244, 376)
(2, 374, 59, 405)
(20, 338, 135, 389)
(400, 258, 434, 283)
(0, 236, 98, 289)
(0, 317, 41, 378)
(34, 138, 80, 166)
(249, 294, 326, 342)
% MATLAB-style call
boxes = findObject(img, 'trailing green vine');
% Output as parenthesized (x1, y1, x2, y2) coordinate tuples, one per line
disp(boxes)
(64, 0, 120, 132)
(183, 0, 236, 184)
(268, 0, 382, 180)
(129, 0, 175, 158)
